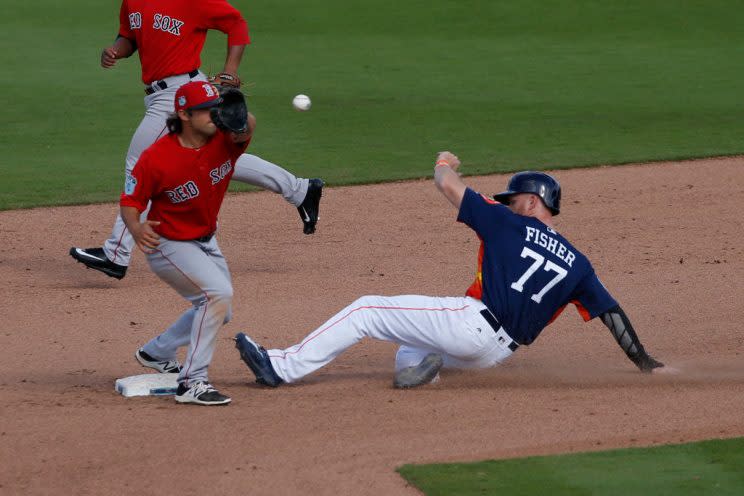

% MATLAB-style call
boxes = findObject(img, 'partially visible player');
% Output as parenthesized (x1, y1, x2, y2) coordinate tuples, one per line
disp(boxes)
(122, 81, 255, 405)
(70, 0, 323, 280)
(235, 152, 664, 389)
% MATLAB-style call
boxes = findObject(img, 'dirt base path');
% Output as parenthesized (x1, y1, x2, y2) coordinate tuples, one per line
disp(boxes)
(1, 157, 743, 495)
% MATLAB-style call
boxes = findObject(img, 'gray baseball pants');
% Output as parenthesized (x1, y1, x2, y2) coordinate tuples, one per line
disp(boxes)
(140, 236, 232, 386)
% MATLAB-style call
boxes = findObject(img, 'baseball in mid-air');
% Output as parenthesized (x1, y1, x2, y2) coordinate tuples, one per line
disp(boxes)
(292, 94, 312, 111)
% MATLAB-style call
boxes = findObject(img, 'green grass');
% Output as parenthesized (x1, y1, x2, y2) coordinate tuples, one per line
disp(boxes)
(398, 438, 744, 496)
(2, 0, 744, 209)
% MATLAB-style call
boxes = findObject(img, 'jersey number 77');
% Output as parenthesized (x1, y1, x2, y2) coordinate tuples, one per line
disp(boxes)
(510, 247, 567, 304)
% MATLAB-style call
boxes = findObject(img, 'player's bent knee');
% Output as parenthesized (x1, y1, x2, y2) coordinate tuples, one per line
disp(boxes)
(205, 291, 233, 318)
(208, 286, 234, 302)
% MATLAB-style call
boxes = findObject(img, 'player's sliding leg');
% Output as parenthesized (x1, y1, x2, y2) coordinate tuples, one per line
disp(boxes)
(236, 295, 512, 386)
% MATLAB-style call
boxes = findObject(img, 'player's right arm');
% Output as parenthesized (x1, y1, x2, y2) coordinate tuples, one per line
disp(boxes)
(121, 206, 161, 253)
(571, 271, 664, 373)
(434, 151, 466, 208)
(101, 36, 136, 68)
(102, 0, 137, 68)
(120, 153, 161, 253)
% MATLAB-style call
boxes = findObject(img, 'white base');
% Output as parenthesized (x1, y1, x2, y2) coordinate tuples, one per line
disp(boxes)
(115, 373, 179, 397)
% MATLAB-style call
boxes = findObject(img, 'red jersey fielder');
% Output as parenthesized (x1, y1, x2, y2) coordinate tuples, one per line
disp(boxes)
(121, 81, 251, 405)
(70, 0, 324, 280)
(120, 0, 250, 86)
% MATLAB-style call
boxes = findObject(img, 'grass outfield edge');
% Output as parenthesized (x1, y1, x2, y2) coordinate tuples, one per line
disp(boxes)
(4, 153, 741, 212)
(396, 436, 744, 496)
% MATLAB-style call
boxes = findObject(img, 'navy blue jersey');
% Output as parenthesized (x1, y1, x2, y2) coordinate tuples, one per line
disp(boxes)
(457, 188, 617, 345)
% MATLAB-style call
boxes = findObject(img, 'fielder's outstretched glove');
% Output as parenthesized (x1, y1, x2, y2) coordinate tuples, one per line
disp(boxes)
(209, 71, 241, 88)
(211, 86, 249, 133)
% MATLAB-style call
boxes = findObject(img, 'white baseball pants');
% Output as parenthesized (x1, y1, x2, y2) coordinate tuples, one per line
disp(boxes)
(103, 71, 310, 266)
(267, 295, 516, 383)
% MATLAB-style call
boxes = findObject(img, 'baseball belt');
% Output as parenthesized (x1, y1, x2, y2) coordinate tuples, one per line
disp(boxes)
(145, 69, 200, 95)
(191, 232, 215, 243)
(479, 309, 519, 351)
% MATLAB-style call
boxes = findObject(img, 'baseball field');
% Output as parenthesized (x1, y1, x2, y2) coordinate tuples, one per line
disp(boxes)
(2, 1, 744, 495)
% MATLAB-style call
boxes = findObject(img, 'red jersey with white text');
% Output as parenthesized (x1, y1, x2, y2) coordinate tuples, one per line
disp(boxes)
(118, 0, 250, 84)
(120, 131, 250, 240)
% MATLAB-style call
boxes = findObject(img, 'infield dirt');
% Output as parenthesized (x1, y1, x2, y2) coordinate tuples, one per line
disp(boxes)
(1, 158, 743, 495)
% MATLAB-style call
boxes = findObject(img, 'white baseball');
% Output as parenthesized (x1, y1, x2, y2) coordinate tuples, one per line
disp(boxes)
(292, 94, 312, 111)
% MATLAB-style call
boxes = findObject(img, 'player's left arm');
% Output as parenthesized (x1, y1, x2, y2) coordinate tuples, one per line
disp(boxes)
(229, 112, 256, 144)
(600, 305, 664, 373)
(201, 0, 250, 86)
(434, 151, 466, 208)
(221, 44, 245, 80)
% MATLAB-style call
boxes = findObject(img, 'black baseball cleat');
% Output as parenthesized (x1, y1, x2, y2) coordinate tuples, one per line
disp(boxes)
(393, 353, 444, 389)
(69, 247, 127, 280)
(175, 381, 231, 406)
(297, 178, 324, 235)
(234, 332, 284, 387)
(135, 348, 182, 374)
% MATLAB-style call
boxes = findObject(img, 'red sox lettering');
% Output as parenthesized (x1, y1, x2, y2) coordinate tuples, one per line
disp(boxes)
(128, 12, 141, 29)
(128, 12, 184, 35)
(210, 160, 232, 185)
(153, 14, 184, 35)
(165, 181, 199, 204)
(161, 159, 233, 204)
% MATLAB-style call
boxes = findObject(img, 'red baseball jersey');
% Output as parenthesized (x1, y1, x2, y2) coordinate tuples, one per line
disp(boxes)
(118, 0, 250, 84)
(120, 131, 250, 240)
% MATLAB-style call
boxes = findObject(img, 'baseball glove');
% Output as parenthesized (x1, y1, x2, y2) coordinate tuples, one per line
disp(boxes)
(209, 72, 241, 88)
(210, 86, 249, 133)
